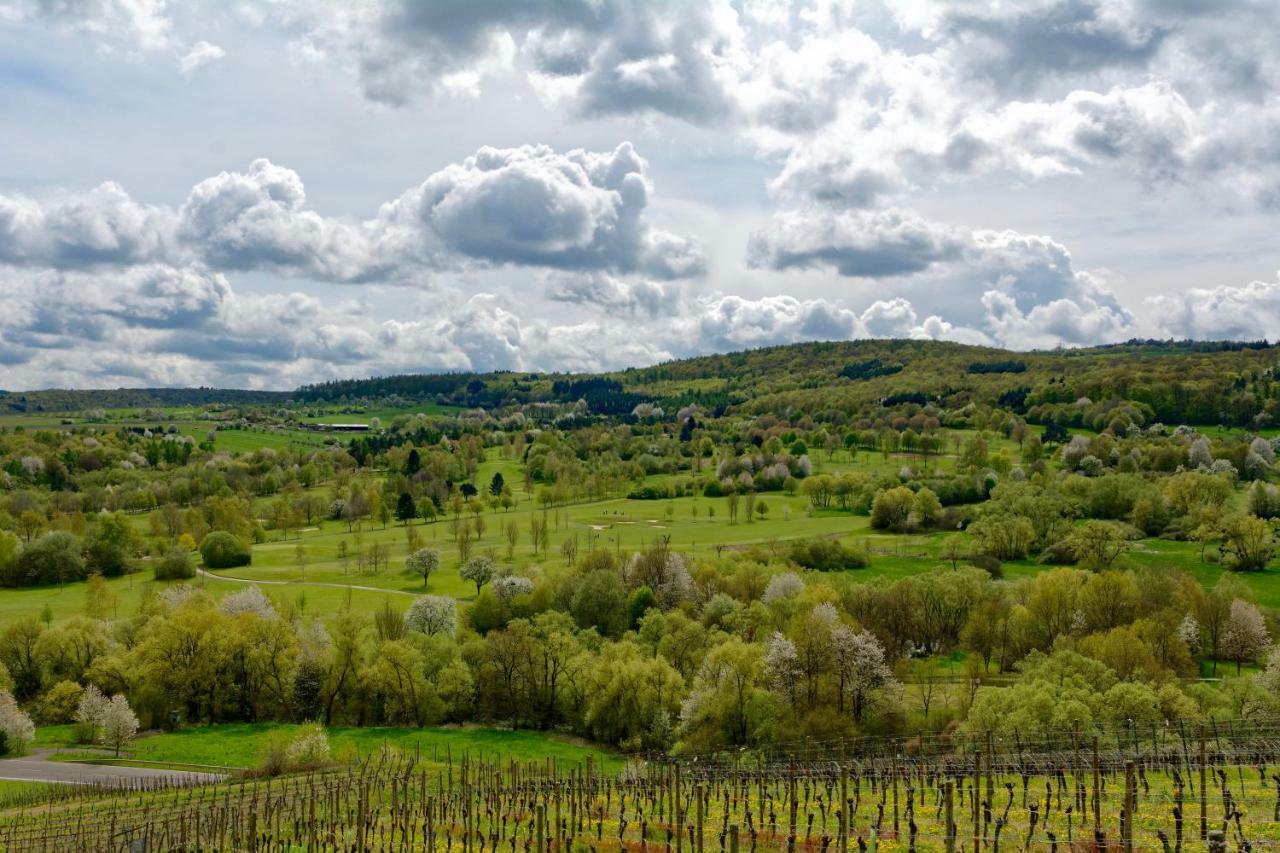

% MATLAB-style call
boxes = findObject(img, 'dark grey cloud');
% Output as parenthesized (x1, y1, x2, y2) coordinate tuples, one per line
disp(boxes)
(293, 0, 740, 123)
(943, 0, 1165, 92)
(747, 210, 965, 278)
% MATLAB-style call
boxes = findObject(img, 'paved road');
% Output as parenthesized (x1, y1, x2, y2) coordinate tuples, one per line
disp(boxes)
(0, 751, 224, 786)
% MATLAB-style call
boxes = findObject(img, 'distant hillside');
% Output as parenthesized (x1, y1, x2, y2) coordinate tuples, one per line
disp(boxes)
(5, 337, 1278, 426)
(295, 338, 1280, 427)
(0, 387, 292, 413)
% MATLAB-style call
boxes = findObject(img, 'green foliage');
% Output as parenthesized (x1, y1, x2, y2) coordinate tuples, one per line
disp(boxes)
(570, 570, 628, 636)
(786, 538, 868, 571)
(155, 549, 195, 581)
(7, 532, 85, 587)
(199, 531, 251, 569)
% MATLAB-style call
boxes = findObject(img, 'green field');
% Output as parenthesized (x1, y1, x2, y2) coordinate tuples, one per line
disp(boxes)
(36, 723, 620, 774)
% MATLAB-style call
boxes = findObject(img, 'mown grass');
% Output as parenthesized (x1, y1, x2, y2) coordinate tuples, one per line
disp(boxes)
(55, 723, 621, 774)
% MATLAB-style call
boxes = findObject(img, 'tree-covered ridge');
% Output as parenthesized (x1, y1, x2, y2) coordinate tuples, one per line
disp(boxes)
(0, 387, 290, 414)
(294, 339, 1280, 427)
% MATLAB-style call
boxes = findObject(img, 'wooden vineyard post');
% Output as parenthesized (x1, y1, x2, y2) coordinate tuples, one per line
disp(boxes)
(892, 764, 899, 836)
(1092, 737, 1101, 834)
(1122, 761, 1135, 853)
(944, 781, 955, 853)
(839, 765, 849, 853)
(676, 764, 683, 853)
(696, 783, 704, 853)
(730, 823, 740, 853)
(972, 751, 981, 852)
(1198, 725, 1208, 842)
(537, 803, 546, 853)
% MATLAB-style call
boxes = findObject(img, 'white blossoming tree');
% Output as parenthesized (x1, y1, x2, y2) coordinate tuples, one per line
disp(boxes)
(99, 694, 140, 756)
(404, 595, 457, 636)
(220, 585, 277, 619)
(73, 683, 110, 743)
(0, 689, 34, 756)
(405, 548, 440, 588)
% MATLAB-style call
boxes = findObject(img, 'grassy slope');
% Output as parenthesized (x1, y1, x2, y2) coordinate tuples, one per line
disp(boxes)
(5, 432, 1279, 629)
(35, 723, 621, 773)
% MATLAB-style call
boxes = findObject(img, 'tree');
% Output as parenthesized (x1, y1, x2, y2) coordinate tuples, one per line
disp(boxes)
(460, 555, 497, 595)
(489, 472, 505, 497)
(870, 487, 916, 532)
(404, 595, 457, 636)
(1220, 515, 1274, 571)
(0, 690, 35, 756)
(406, 548, 440, 588)
(395, 493, 417, 524)
(85, 512, 136, 577)
(968, 514, 1035, 560)
(1221, 599, 1269, 674)
(678, 638, 768, 749)
(1070, 521, 1130, 572)
(832, 627, 899, 723)
(941, 536, 966, 570)
(155, 549, 195, 581)
(99, 694, 139, 757)
(199, 531, 251, 569)
(73, 684, 109, 743)
(570, 570, 629, 636)
(11, 532, 85, 588)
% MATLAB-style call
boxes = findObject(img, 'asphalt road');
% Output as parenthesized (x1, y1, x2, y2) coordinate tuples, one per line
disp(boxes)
(0, 751, 224, 786)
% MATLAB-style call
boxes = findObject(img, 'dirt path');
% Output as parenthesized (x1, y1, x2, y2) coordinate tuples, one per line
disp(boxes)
(196, 568, 418, 596)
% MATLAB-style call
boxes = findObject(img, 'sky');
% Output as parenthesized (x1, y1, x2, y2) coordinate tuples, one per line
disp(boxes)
(1, 0, 1280, 390)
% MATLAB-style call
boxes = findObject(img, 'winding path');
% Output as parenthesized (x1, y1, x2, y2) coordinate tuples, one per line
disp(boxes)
(195, 568, 418, 596)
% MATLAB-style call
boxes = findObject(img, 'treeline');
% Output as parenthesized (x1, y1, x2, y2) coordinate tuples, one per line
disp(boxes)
(0, 387, 288, 413)
(2, 538, 1277, 754)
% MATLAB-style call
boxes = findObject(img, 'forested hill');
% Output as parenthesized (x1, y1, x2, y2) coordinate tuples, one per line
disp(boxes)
(6, 338, 1278, 426)
(0, 387, 291, 414)
(297, 338, 1280, 428)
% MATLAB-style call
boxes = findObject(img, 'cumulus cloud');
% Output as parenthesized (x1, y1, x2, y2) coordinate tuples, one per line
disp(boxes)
(1145, 273, 1280, 341)
(981, 289, 1135, 349)
(0, 144, 702, 283)
(177, 158, 392, 282)
(0, 182, 171, 268)
(285, 0, 744, 122)
(748, 207, 1129, 331)
(381, 142, 703, 279)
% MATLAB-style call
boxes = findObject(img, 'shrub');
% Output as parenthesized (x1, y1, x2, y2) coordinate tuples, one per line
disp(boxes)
(38, 680, 84, 725)
(199, 531, 251, 569)
(8, 532, 86, 587)
(285, 723, 330, 770)
(155, 549, 195, 580)
(787, 538, 869, 572)
(968, 554, 1003, 579)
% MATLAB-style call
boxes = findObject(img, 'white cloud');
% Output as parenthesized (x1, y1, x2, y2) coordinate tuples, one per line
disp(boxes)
(382, 142, 704, 279)
(4, 0, 173, 50)
(179, 40, 225, 73)
(0, 182, 171, 268)
(1145, 273, 1280, 341)
(1, 144, 703, 283)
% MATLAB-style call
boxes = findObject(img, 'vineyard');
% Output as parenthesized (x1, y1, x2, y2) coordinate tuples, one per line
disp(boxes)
(3, 722, 1280, 851)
